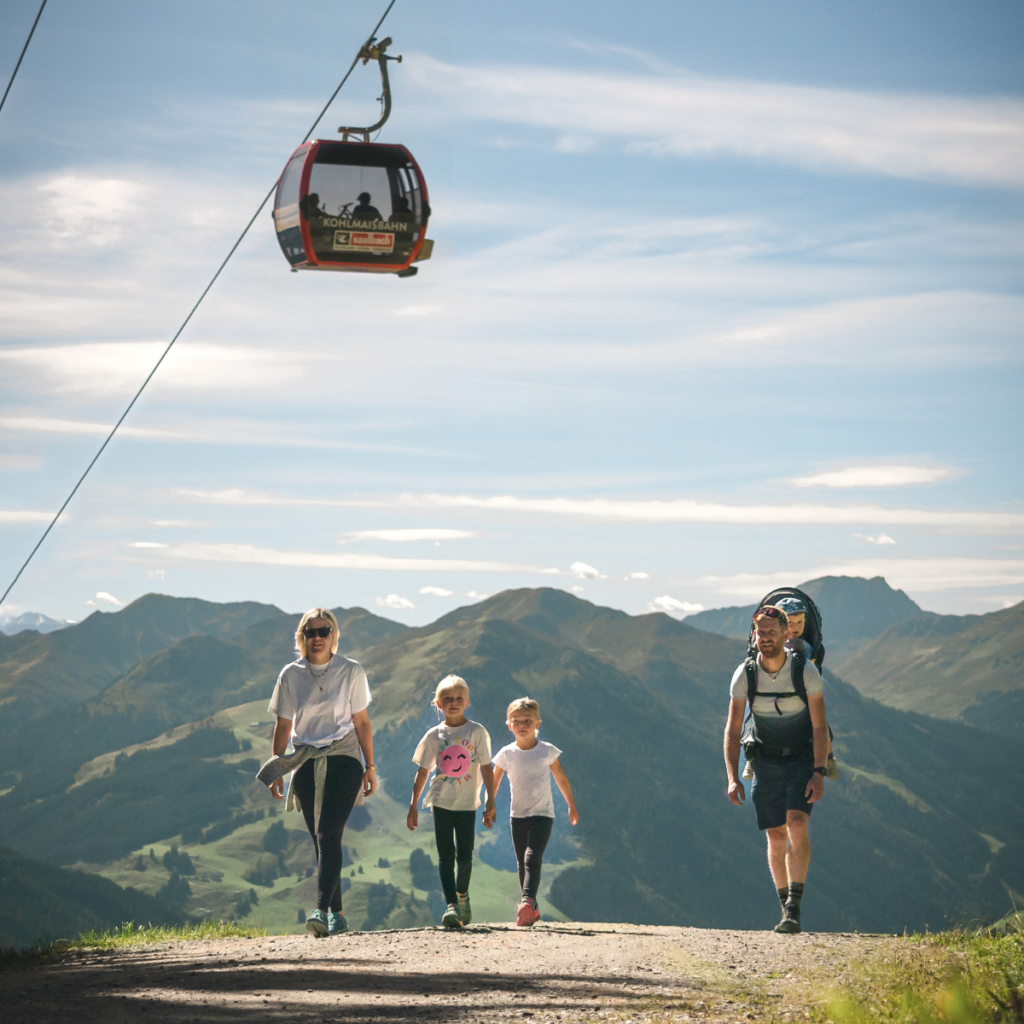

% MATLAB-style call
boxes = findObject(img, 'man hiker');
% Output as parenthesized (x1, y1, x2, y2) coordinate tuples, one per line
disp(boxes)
(724, 605, 829, 934)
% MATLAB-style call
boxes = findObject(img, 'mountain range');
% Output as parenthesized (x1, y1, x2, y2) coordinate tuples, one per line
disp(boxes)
(0, 611, 74, 636)
(0, 581, 1021, 946)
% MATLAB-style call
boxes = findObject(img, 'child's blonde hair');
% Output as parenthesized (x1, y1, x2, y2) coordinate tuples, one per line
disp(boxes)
(506, 696, 540, 721)
(434, 674, 469, 704)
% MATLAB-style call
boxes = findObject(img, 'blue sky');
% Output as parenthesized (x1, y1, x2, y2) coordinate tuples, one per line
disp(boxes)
(1, 0, 1022, 627)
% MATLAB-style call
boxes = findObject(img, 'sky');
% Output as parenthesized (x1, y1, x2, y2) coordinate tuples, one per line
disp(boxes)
(1, 0, 1022, 628)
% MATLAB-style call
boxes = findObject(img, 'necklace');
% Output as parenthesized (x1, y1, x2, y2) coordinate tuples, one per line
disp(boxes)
(309, 661, 330, 692)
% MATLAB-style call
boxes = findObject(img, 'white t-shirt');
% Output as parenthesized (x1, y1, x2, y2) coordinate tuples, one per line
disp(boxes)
(413, 720, 492, 811)
(493, 740, 563, 818)
(729, 652, 823, 718)
(269, 654, 371, 747)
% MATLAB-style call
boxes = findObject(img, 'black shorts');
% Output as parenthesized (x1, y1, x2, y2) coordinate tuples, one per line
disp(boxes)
(751, 753, 815, 830)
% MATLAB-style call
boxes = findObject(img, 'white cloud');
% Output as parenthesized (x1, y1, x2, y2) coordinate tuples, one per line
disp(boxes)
(570, 585, 585, 593)
(146, 569, 165, 579)
(628, 571, 650, 579)
(569, 561, 605, 579)
(791, 465, 958, 488)
(0, 342, 302, 395)
(466, 591, 490, 601)
(0, 416, 182, 439)
(0, 509, 54, 524)
(394, 305, 443, 317)
(95, 591, 123, 607)
(394, 492, 1024, 535)
(40, 176, 148, 246)
(701, 558, 1024, 598)
(411, 56, 1024, 188)
(375, 594, 415, 611)
(853, 532, 897, 545)
(128, 541, 168, 549)
(648, 595, 706, 617)
(159, 541, 546, 575)
(342, 529, 478, 543)
(420, 586, 454, 597)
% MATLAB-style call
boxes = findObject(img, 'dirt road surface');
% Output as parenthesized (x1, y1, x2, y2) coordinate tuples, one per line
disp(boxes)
(3, 922, 890, 1022)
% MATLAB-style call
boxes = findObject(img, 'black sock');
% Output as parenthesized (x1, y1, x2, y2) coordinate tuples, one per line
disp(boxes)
(777, 886, 789, 909)
(786, 882, 804, 919)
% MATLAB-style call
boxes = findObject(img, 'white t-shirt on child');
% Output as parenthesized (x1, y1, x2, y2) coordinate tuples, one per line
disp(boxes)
(413, 720, 492, 812)
(492, 740, 562, 818)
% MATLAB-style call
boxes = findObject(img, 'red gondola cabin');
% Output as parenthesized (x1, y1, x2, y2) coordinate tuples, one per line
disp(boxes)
(273, 140, 432, 275)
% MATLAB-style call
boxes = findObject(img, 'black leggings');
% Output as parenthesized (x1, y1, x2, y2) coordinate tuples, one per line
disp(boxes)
(511, 815, 553, 902)
(433, 807, 476, 906)
(292, 755, 363, 913)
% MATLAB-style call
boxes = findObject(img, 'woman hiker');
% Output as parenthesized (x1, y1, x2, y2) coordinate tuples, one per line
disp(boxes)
(256, 607, 376, 936)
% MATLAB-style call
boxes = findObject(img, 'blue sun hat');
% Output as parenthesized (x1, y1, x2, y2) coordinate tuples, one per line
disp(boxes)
(775, 596, 807, 616)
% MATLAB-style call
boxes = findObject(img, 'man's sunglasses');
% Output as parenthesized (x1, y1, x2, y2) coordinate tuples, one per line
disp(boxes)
(753, 606, 786, 623)
(302, 626, 333, 639)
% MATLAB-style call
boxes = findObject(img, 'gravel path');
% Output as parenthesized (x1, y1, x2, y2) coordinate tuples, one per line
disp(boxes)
(2, 922, 893, 1022)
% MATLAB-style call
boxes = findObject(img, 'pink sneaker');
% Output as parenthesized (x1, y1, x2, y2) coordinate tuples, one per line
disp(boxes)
(516, 898, 540, 927)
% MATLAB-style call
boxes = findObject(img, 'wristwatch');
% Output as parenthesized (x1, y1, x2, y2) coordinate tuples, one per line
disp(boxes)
(812, 766, 827, 776)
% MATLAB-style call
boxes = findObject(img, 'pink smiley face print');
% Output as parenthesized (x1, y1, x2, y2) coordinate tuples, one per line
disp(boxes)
(438, 743, 471, 779)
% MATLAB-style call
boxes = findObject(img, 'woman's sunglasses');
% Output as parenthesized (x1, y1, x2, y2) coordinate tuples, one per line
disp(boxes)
(302, 626, 333, 639)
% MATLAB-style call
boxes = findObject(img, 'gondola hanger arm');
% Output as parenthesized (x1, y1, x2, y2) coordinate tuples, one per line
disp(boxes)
(338, 36, 402, 142)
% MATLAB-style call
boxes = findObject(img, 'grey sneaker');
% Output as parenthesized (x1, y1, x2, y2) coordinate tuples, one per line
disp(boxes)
(742, 759, 755, 781)
(456, 892, 472, 926)
(826, 755, 839, 780)
(441, 903, 463, 930)
(305, 909, 329, 937)
(327, 911, 347, 935)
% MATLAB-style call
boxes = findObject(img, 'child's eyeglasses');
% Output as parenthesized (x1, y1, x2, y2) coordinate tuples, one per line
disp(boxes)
(302, 626, 333, 639)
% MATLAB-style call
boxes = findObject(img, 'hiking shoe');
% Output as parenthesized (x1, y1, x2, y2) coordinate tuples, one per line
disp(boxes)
(742, 759, 754, 781)
(826, 755, 839, 780)
(774, 909, 801, 935)
(441, 903, 464, 930)
(516, 898, 540, 927)
(305, 909, 329, 937)
(327, 911, 347, 935)
(456, 892, 472, 926)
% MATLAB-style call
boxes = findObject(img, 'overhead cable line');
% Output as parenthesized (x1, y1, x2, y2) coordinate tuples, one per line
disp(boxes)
(0, 0, 399, 606)
(0, 0, 48, 117)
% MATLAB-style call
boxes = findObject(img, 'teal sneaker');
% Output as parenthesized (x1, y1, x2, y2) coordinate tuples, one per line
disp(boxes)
(305, 909, 329, 937)
(456, 892, 472, 926)
(441, 903, 463, 930)
(327, 911, 347, 935)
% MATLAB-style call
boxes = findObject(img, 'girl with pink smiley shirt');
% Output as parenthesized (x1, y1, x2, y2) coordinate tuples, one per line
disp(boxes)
(408, 675, 497, 929)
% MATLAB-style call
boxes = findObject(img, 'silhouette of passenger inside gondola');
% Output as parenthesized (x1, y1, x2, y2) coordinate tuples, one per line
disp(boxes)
(351, 192, 383, 221)
(388, 196, 412, 223)
(301, 192, 323, 219)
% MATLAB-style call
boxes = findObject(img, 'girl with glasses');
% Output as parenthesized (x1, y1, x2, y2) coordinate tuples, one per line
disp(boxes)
(256, 606, 376, 937)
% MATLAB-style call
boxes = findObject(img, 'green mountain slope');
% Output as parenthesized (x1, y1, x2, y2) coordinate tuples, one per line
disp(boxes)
(0, 594, 282, 734)
(1, 589, 1021, 937)
(0, 603, 408, 799)
(686, 575, 924, 663)
(0, 843, 186, 948)
(833, 600, 1024, 736)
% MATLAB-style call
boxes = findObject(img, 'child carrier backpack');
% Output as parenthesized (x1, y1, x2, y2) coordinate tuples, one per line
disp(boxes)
(745, 586, 825, 671)
(741, 587, 837, 775)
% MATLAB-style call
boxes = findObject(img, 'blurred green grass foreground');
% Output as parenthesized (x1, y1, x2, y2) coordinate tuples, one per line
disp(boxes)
(826, 913, 1024, 1024)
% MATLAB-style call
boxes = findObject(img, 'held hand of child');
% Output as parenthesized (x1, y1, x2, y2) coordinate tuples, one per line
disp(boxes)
(482, 802, 496, 829)
(406, 806, 418, 830)
(568, 807, 579, 826)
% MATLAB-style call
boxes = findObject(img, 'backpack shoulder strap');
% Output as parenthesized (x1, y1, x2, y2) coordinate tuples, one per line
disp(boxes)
(791, 649, 809, 705)
(744, 657, 758, 708)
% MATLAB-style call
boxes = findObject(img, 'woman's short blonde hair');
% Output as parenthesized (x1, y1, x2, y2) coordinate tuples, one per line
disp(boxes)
(434, 674, 469, 704)
(295, 607, 340, 658)
(506, 697, 540, 721)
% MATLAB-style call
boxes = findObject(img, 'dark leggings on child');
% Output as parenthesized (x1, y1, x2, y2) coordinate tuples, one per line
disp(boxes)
(433, 806, 476, 906)
(292, 754, 364, 913)
(511, 815, 553, 901)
